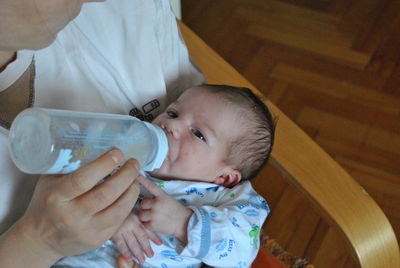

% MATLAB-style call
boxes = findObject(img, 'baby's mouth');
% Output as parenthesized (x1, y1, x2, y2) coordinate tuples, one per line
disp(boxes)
(163, 128, 174, 163)
(159, 124, 177, 164)
(166, 137, 174, 163)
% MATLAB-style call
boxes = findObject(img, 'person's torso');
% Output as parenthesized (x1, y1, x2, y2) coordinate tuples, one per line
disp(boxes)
(0, 0, 204, 234)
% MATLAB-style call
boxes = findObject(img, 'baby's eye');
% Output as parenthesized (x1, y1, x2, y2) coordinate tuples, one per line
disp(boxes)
(167, 110, 178, 118)
(191, 128, 205, 141)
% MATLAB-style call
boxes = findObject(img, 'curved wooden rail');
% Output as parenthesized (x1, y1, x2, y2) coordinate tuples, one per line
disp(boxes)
(179, 21, 400, 268)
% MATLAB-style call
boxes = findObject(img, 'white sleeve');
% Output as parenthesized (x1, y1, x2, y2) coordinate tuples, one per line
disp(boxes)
(179, 183, 270, 267)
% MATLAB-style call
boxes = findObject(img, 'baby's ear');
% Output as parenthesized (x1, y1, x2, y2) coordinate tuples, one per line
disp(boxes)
(214, 168, 242, 187)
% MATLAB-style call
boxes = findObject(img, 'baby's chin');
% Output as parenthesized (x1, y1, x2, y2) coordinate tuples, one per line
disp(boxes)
(148, 163, 175, 180)
(150, 157, 169, 175)
(148, 170, 181, 181)
(148, 168, 162, 177)
(148, 165, 192, 181)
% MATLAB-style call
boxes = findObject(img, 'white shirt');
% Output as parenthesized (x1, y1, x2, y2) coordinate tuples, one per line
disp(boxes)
(0, 0, 204, 234)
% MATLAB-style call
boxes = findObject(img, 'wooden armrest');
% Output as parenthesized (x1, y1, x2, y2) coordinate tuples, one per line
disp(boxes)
(178, 21, 400, 268)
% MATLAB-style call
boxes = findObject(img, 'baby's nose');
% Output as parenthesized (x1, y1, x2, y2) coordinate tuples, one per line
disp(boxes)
(162, 122, 182, 140)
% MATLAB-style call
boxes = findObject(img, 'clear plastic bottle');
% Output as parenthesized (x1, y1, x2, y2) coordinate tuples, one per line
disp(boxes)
(8, 108, 168, 174)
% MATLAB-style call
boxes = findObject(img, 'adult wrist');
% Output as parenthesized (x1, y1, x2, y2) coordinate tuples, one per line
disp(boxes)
(2, 217, 62, 267)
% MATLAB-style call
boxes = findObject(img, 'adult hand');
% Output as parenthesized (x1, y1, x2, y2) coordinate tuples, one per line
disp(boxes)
(0, 0, 105, 51)
(112, 210, 162, 263)
(0, 149, 140, 267)
(137, 176, 193, 244)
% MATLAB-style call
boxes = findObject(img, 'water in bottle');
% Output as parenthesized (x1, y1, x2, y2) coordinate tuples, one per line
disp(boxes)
(8, 108, 168, 174)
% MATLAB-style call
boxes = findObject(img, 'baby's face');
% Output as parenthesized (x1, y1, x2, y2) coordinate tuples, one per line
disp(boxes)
(150, 87, 243, 184)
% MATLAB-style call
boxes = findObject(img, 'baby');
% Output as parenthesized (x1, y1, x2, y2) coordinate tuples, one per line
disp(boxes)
(53, 84, 275, 268)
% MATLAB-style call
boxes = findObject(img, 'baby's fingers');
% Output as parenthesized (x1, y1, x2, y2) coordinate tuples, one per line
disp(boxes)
(126, 233, 145, 263)
(113, 233, 133, 261)
(136, 175, 166, 197)
(133, 226, 156, 258)
(145, 228, 162, 245)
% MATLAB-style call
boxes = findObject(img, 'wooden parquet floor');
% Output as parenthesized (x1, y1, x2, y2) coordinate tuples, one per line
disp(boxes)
(182, 0, 400, 267)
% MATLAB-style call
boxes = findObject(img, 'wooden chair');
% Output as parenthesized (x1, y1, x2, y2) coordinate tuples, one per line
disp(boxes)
(178, 21, 400, 268)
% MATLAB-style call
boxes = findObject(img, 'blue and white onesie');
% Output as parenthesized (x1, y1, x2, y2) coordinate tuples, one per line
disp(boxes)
(54, 176, 269, 268)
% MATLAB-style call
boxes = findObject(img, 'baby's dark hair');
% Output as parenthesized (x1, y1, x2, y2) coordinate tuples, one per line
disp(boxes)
(201, 84, 276, 181)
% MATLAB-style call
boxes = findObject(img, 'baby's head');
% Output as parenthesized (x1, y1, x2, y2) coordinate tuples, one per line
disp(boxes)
(150, 84, 275, 186)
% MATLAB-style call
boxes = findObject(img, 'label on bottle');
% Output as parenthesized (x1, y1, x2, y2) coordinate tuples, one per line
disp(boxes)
(46, 149, 82, 174)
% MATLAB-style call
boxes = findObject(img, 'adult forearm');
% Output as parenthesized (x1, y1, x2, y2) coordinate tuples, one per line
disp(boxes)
(0, 218, 61, 268)
(0, 0, 103, 53)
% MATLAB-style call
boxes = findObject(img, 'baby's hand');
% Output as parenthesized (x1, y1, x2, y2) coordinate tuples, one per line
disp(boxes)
(112, 213, 162, 263)
(137, 176, 193, 244)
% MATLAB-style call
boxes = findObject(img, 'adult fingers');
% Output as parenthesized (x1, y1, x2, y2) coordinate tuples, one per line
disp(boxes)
(93, 179, 140, 230)
(74, 158, 140, 215)
(136, 175, 165, 197)
(59, 149, 124, 200)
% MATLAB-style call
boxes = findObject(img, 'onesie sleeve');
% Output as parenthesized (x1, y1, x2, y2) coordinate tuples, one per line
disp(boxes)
(179, 182, 270, 267)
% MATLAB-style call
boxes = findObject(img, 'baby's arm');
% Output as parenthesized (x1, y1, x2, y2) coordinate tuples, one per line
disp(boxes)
(184, 195, 269, 267)
(137, 176, 269, 267)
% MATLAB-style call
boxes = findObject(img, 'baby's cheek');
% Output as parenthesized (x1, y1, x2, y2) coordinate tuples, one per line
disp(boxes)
(180, 146, 199, 163)
(175, 148, 199, 170)
(152, 117, 161, 126)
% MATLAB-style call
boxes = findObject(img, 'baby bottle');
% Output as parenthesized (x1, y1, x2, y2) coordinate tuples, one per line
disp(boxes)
(8, 108, 168, 174)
